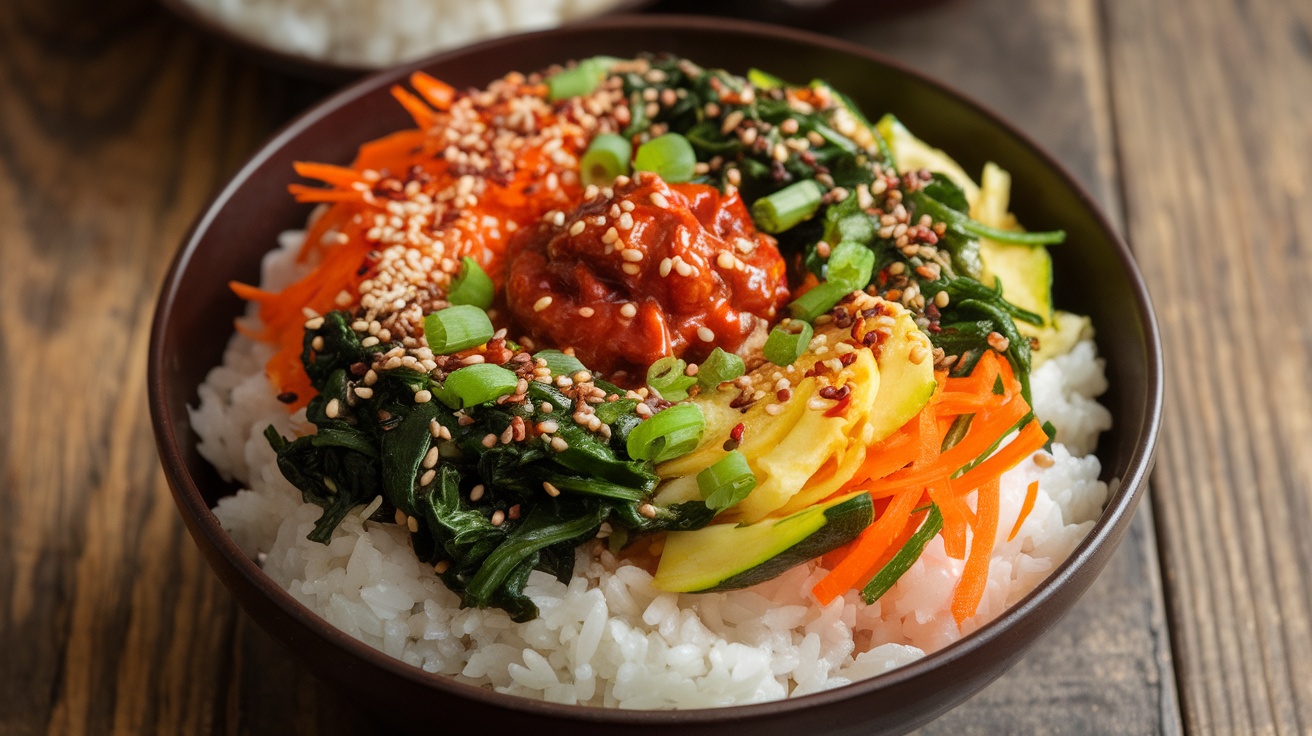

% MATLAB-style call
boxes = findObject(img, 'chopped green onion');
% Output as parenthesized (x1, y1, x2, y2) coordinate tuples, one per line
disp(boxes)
(647, 356, 697, 401)
(580, 133, 632, 187)
(747, 68, 787, 90)
(764, 320, 814, 366)
(697, 450, 757, 511)
(546, 56, 617, 101)
(447, 257, 494, 310)
(627, 403, 705, 463)
(535, 349, 586, 377)
(438, 364, 518, 409)
(831, 213, 875, 247)
(423, 305, 493, 354)
(827, 241, 876, 289)
(751, 180, 824, 234)
(633, 133, 696, 183)
(788, 281, 851, 322)
(697, 348, 745, 389)
(862, 504, 944, 603)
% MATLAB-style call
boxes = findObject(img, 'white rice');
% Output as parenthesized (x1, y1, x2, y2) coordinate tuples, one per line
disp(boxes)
(194, 230, 1113, 708)
(178, 0, 625, 68)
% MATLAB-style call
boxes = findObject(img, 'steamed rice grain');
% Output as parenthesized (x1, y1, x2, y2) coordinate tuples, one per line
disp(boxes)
(194, 229, 1112, 708)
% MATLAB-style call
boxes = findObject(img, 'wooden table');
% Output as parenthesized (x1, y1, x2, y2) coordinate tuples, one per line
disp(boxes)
(2, 0, 1304, 732)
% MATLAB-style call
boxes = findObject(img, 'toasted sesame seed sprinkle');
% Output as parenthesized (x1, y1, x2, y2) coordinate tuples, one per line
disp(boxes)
(620, 303, 637, 318)
(470, 484, 485, 502)
(659, 257, 673, 277)
(543, 481, 561, 497)
(353, 386, 374, 399)
(650, 192, 669, 208)
(491, 510, 505, 526)
(481, 434, 498, 448)
(414, 389, 432, 403)
(638, 503, 658, 519)
(325, 399, 341, 418)
(423, 446, 440, 469)
(533, 296, 553, 312)
(621, 248, 644, 262)
(697, 327, 715, 342)
(568, 220, 586, 236)
(550, 436, 569, 453)
(621, 263, 640, 275)
(434, 560, 450, 573)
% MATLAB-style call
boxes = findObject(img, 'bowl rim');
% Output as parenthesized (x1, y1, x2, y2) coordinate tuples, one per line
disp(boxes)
(149, 13, 1163, 724)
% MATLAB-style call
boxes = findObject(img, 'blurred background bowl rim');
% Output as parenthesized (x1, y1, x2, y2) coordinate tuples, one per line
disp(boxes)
(148, 12, 1163, 724)
(155, 0, 654, 81)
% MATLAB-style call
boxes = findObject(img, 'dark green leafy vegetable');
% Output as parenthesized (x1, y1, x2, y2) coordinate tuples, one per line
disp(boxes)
(861, 505, 944, 604)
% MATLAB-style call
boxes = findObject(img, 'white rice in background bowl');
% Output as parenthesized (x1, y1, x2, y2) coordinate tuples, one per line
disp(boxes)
(176, 0, 630, 69)
(192, 229, 1114, 709)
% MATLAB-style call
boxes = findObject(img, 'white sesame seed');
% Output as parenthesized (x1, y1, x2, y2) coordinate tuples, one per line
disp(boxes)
(659, 257, 673, 277)
(470, 484, 485, 501)
(650, 192, 669, 209)
(491, 510, 505, 526)
(482, 434, 498, 448)
(311, 336, 325, 351)
(621, 248, 644, 262)
(568, 220, 585, 236)
(674, 259, 692, 277)
(716, 251, 735, 269)
(423, 446, 440, 469)
(578, 306, 595, 318)
(550, 436, 569, 453)
(765, 403, 785, 416)
(697, 327, 715, 342)
(617, 212, 633, 230)
(638, 503, 658, 519)
(304, 316, 325, 330)
(407, 515, 420, 532)
(620, 303, 637, 318)
(414, 390, 432, 404)
(420, 469, 436, 487)
(621, 263, 640, 275)
(602, 227, 619, 244)
(360, 336, 380, 348)
(533, 296, 553, 312)
(353, 387, 374, 399)
(325, 399, 340, 418)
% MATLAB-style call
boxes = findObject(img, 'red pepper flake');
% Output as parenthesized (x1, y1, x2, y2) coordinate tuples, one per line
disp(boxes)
(730, 423, 746, 442)
(825, 394, 852, 418)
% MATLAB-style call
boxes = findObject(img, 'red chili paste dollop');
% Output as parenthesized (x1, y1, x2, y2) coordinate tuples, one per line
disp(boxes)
(504, 172, 790, 381)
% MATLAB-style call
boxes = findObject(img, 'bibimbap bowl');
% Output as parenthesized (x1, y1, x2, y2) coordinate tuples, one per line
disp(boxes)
(148, 16, 1161, 735)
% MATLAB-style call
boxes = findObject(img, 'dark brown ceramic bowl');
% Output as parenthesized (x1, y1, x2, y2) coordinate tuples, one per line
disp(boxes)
(148, 15, 1162, 736)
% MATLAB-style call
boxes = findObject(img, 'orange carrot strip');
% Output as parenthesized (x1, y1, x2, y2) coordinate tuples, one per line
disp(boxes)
(813, 487, 922, 604)
(410, 71, 455, 110)
(292, 161, 365, 189)
(929, 483, 973, 559)
(865, 396, 1030, 496)
(848, 430, 918, 487)
(1008, 480, 1040, 542)
(952, 478, 1000, 625)
(390, 85, 437, 130)
(950, 420, 1048, 498)
(287, 185, 365, 203)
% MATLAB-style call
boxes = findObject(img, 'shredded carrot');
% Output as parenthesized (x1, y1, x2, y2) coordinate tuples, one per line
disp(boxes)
(950, 420, 1048, 498)
(951, 478, 1000, 626)
(1008, 480, 1040, 542)
(391, 84, 438, 129)
(813, 487, 922, 604)
(292, 161, 365, 189)
(410, 71, 454, 110)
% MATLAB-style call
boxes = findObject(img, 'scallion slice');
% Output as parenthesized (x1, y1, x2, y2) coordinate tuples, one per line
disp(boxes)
(764, 320, 814, 366)
(423, 305, 493, 354)
(826, 241, 875, 289)
(747, 68, 786, 90)
(580, 133, 632, 187)
(787, 281, 851, 322)
(439, 364, 519, 409)
(546, 56, 617, 101)
(627, 403, 705, 463)
(751, 180, 824, 234)
(447, 257, 494, 309)
(697, 348, 745, 389)
(647, 356, 697, 401)
(535, 349, 586, 377)
(696, 450, 757, 511)
(633, 132, 697, 183)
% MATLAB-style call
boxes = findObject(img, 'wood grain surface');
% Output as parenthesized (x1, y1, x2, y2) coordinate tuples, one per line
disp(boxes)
(0, 0, 1294, 732)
